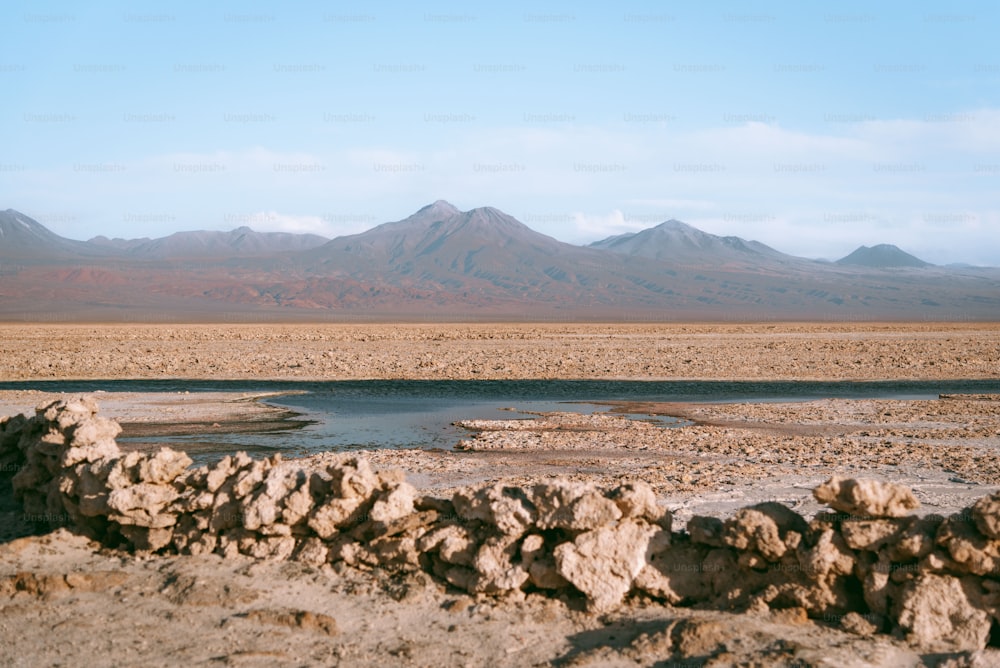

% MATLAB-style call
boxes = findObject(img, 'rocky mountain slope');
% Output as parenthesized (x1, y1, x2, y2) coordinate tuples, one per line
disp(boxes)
(0, 209, 115, 263)
(590, 219, 798, 268)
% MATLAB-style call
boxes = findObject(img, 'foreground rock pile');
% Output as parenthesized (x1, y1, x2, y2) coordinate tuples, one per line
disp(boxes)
(4, 398, 1000, 652)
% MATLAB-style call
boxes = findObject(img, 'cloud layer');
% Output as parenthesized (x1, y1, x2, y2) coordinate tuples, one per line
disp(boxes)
(6, 110, 998, 265)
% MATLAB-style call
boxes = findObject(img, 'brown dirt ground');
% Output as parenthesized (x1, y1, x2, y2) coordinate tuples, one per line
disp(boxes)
(1, 323, 999, 666)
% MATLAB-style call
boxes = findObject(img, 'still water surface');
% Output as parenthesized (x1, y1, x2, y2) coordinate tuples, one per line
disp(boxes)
(2, 379, 997, 464)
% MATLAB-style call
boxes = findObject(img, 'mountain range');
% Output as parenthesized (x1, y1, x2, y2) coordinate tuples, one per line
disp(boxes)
(1, 203, 998, 321)
(88, 227, 328, 259)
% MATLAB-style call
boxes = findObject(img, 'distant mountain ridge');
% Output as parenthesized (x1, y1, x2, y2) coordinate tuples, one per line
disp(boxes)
(300, 200, 639, 302)
(0, 209, 115, 262)
(89, 226, 329, 258)
(3, 209, 330, 262)
(312, 201, 569, 264)
(1, 202, 998, 320)
(0, 205, 947, 270)
(589, 219, 795, 267)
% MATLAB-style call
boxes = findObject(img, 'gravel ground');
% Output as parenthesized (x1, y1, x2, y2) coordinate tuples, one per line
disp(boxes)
(0, 322, 997, 380)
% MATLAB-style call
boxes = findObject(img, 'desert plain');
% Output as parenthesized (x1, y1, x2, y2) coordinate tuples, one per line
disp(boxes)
(2, 321, 1000, 667)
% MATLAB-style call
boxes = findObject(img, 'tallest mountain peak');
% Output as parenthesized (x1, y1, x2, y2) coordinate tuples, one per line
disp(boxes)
(418, 200, 461, 216)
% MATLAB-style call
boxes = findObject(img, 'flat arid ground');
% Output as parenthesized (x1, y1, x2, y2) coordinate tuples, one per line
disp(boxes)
(1, 321, 998, 381)
(2, 322, 1000, 666)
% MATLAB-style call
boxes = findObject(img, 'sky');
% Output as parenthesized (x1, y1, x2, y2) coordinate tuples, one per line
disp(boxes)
(2, 0, 999, 265)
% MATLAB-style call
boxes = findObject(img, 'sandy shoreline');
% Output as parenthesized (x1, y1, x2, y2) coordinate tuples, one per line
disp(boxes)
(3, 388, 996, 524)
(3, 383, 997, 528)
(2, 323, 1000, 665)
(0, 389, 310, 438)
(0, 389, 301, 421)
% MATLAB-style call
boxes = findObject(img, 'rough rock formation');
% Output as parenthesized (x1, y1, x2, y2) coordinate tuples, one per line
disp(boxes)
(4, 397, 1000, 652)
(813, 476, 920, 518)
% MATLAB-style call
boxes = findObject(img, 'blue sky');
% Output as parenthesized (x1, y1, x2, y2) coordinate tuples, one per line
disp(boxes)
(2, 0, 999, 264)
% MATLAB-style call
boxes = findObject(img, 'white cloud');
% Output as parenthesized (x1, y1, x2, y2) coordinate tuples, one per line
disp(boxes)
(4, 110, 999, 264)
(569, 210, 631, 241)
(241, 211, 333, 237)
(853, 110, 1000, 155)
(624, 198, 718, 211)
(686, 121, 871, 162)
